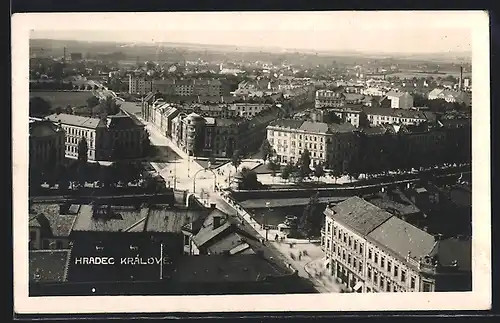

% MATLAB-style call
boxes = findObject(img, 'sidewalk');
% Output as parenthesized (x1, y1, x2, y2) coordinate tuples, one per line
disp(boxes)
(304, 257, 345, 293)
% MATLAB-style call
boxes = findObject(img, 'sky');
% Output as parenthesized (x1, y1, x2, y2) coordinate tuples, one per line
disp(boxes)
(28, 11, 477, 54)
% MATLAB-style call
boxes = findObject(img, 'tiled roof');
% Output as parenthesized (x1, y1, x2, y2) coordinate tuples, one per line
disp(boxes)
(269, 119, 304, 129)
(29, 204, 78, 237)
(428, 237, 471, 271)
(386, 91, 409, 98)
(29, 250, 70, 282)
(299, 121, 329, 133)
(46, 113, 105, 129)
(144, 206, 206, 233)
(72, 205, 146, 232)
(170, 255, 285, 283)
(327, 196, 392, 236)
(327, 122, 356, 134)
(367, 216, 436, 262)
(364, 191, 421, 217)
(364, 107, 429, 120)
(192, 209, 232, 247)
(106, 113, 142, 129)
(206, 233, 253, 255)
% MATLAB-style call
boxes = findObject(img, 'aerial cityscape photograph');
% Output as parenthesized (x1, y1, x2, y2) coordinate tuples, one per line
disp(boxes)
(23, 12, 476, 298)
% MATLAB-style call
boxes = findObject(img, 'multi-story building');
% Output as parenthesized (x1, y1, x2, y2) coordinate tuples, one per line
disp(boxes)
(427, 88, 471, 106)
(361, 87, 387, 97)
(169, 106, 281, 158)
(29, 119, 66, 169)
(129, 75, 225, 96)
(385, 91, 414, 109)
(266, 119, 357, 171)
(315, 89, 346, 108)
(46, 112, 147, 161)
(365, 108, 433, 126)
(321, 196, 472, 293)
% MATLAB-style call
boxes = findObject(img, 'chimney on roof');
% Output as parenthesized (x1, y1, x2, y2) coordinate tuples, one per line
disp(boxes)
(210, 203, 216, 209)
(213, 215, 222, 230)
(459, 66, 463, 91)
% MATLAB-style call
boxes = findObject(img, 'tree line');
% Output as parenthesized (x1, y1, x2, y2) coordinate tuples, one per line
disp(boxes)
(30, 137, 163, 194)
(30, 81, 100, 91)
(257, 123, 471, 185)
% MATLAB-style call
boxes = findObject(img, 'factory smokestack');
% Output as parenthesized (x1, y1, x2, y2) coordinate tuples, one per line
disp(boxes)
(459, 66, 463, 91)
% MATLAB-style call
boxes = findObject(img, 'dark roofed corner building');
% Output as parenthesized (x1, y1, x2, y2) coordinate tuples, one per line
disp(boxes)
(46, 112, 147, 161)
(321, 196, 471, 293)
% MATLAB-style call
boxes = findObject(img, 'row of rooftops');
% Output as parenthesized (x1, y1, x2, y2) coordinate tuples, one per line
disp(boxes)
(43, 111, 144, 130)
(29, 202, 210, 236)
(325, 196, 471, 272)
(268, 119, 356, 134)
(129, 76, 223, 86)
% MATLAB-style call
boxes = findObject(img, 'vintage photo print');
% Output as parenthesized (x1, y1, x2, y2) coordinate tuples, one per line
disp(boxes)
(12, 11, 491, 314)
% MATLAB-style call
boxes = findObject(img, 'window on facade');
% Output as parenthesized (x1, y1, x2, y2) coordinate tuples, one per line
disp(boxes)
(423, 282, 432, 292)
(359, 261, 363, 273)
(342, 250, 346, 260)
(401, 270, 407, 283)
(381, 256, 385, 269)
(353, 240, 357, 251)
(387, 281, 392, 292)
(343, 233, 347, 243)
(348, 254, 351, 265)
(379, 278, 384, 289)
(367, 267, 372, 280)
(360, 245, 363, 255)
(410, 277, 416, 289)
(373, 271, 378, 283)
(387, 261, 392, 273)
(368, 249, 372, 259)
(374, 253, 378, 264)
(394, 265, 399, 278)
(348, 237, 352, 247)
(333, 226, 337, 236)
(326, 240, 330, 249)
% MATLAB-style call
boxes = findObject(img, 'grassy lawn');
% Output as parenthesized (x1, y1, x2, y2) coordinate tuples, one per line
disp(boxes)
(30, 91, 94, 108)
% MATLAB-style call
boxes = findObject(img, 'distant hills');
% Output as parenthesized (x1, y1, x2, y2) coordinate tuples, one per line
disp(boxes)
(30, 38, 471, 64)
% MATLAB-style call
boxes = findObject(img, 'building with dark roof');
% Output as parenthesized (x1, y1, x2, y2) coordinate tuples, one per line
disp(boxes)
(29, 119, 65, 170)
(321, 196, 472, 293)
(29, 204, 79, 250)
(45, 112, 147, 161)
(266, 119, 357, 172)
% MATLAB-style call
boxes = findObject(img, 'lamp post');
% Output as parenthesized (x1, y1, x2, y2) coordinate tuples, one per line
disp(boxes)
(264, 201, 271, 241)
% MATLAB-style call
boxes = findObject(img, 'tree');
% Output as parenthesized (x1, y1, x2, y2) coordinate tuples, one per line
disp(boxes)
(267, 159, 281, 177)
(29, 97, 52, 117)
(297, 149, 312, 181)
(208, 155, 217, 168)
(77, 137, 88, 163)
(86, 96, 100, 108)
(100, 95, 121, 116)
(239, 167, 262, 190)
(56, 164, 70, 191)
(281, 163, 295, 182)
(231, 149, 242, 172)
(300, 192, 321, 240)
(260, 139, 273, 162)
(65, 105, 73, 114)
(313, 163, 325, 182)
